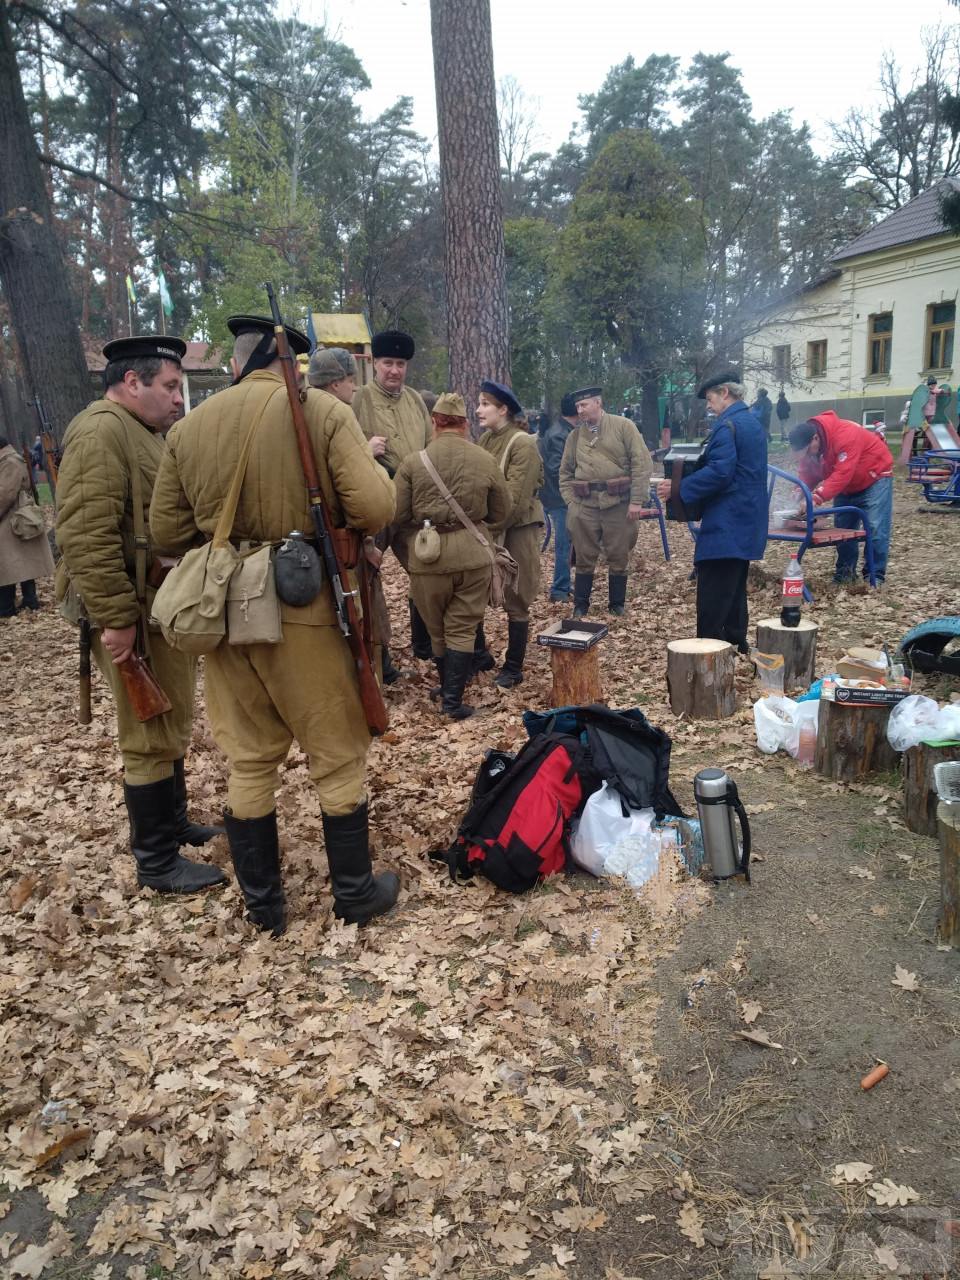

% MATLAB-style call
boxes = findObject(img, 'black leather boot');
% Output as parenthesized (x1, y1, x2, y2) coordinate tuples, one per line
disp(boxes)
(572, 572, 594, 620)
(409, 600, 433, 660)
(608, 573, 628, 617)
(173, 757, 225, 847)
(494, 621, 528, 688)
(124, 776, 228, 894)
(323, 802, 400, 925)
(441, 649, 476, 719)
(473, 624, 495, 674)
(20, 580, 39, 611)
(381, 646, 404, 685)
(223, 809, 286, 936)
(429, 655, 445, 701)
(0, 584, 16, 618)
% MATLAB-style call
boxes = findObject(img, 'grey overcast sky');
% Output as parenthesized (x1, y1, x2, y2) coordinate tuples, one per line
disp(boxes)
(302, 0, 958, 156)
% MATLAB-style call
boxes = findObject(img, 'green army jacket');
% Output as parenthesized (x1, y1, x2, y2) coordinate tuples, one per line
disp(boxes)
(352, 381, 433, 478)
(558, 412, 653, 510)
(477, 422, 544, 531)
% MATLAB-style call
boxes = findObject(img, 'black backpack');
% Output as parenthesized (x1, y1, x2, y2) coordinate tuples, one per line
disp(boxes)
(522, 704, 685, 820)
(432, 733, 598, 893)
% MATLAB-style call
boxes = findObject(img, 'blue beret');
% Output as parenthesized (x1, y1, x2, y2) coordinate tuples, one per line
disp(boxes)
(480, 379, 522, 418)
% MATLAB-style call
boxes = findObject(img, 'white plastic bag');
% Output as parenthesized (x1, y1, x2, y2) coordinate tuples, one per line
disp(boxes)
(570, 782, 658, 884)
(754, 695, 801, 756)
(886, 694, 940, 752)
(934, 704, 960, 743)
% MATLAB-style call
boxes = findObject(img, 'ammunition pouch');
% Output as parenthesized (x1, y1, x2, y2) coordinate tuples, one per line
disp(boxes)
(572, 480, 592, 499)
(605, 476, 631, 497)
(147, 555, 179, 589)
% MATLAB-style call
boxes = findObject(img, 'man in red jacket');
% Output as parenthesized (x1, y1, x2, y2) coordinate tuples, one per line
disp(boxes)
(788, 411, 894, 584)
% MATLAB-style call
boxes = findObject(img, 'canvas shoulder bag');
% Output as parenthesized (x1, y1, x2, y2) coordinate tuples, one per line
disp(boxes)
(418, 449, 519, 608)
(10, 490, 45, 540)
(151, 392, 277, 653)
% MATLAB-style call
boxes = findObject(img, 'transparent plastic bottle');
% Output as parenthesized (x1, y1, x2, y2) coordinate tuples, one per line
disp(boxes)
(781, 555, 804, 627)
(796, 718, 816, 767)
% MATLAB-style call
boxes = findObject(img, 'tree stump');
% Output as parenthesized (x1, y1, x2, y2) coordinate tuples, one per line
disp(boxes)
(903, 741, 960, 836)
(667, 638, 737, 719)
(814, 697, 899, 781)
(755, 617, 819, 693)
(937, 801, 960, 945)
(549, 646, 603, 708)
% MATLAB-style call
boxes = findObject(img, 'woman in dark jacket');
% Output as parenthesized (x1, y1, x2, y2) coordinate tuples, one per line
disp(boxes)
(658, 370, 768, 652)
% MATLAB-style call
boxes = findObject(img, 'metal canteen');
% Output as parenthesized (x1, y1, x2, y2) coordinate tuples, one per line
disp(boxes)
(693, 768, 751, 882)
(274, 531, 324, 607)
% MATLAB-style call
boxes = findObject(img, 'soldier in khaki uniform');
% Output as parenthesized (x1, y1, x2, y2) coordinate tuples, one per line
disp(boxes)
(560, 386, 653, 619)
(352, 329, 434, 663)
(393, 393, 511, 719)
(477, 380, 544, 687)
(55, 336, 226, 898)
(149, 316, 398, 937)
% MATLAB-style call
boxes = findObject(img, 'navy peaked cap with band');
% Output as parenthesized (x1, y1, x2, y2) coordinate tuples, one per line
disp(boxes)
(479, 379, 523, 418)
(226, 314, 310, 354)
(102, 335, 186, 364)
(695, 368, 741, 399)
(371, 329, 415, 360)
(572, 386, 602, 402)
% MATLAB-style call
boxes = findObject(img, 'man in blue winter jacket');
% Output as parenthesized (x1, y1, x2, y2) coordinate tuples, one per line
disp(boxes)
(658, 369, 768, 652)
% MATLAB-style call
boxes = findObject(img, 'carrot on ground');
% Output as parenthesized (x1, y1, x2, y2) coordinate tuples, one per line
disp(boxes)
(860, 1062, 889, 1090)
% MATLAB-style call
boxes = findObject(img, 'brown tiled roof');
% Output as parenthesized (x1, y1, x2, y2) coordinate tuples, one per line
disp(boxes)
(832, 178, 960, 262)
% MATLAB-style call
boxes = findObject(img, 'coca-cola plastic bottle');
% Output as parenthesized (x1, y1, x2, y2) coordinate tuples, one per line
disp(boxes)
(781, 555, 803, 627)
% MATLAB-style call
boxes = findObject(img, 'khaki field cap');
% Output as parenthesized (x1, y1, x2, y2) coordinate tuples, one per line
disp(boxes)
(432, 392, 467, 418)
(308, 346, 357, 387)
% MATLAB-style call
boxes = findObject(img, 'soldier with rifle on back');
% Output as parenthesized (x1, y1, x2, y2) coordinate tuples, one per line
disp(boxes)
(55, 336, 228, 898)
(149, 309, 398, 937)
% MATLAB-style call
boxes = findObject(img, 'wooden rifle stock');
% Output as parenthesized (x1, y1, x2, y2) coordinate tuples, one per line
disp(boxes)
(265, 283, 388, 736)
(78, 614, 92, 725)
(117, 653, 172, 722)
(22, 446, 40, 504)
(34, 398, 59, 494)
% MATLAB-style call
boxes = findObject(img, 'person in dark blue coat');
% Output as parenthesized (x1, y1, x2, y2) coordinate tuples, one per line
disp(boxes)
(658, 369, 768, 652)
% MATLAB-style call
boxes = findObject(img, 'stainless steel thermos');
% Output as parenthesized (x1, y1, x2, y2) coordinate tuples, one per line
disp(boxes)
(693, 768, 751, 882)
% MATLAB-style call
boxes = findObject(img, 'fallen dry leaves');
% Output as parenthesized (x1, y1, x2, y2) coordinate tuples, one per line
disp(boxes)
(2, 479, 952, 1277)
(868, 1178, 921, 1207)
(892, 964, 920, 991)
(831, 1161, 874, 1185)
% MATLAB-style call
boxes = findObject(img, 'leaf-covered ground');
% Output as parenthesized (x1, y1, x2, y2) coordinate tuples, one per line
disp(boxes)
(1, 465, 958, 1279)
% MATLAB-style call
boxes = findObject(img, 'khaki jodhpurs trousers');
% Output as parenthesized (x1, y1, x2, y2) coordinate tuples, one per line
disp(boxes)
(411, 564, 492, 653)
(566, 502, 639, 573)
(92, 631, 195, 785)
(203, 622, 370, 820)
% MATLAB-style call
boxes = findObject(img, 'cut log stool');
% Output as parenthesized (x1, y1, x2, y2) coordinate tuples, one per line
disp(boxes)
(814, 696, 899, 781)
(937, 801, 960, 945)
(667, 638, 737, 719)
(549, 645, 603, 707)
(755, 617, 819, 694)
(903, 740, 960, 836)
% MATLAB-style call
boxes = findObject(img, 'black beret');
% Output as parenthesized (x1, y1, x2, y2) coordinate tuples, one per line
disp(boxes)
(695, 368, 741, 399)
(371, 329, 415, 360)
(479, 379, 522, 418)
(227, 314, 310, 355)
(102, 335, 186, 365)
(560, 393, 578, 416)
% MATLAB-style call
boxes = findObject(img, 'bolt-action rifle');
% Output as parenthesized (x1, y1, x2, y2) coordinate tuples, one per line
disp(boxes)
(265, 282, 388, 737)
(33, 396, 59, 494)
(21, 446, 40, 504)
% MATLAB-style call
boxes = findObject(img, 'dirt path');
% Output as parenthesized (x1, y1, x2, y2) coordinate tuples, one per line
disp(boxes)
(1, 467, 958, 1279)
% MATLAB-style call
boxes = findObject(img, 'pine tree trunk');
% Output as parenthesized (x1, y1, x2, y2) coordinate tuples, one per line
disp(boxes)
(0, 5, 91, 441)
(430, 0, 510, 425)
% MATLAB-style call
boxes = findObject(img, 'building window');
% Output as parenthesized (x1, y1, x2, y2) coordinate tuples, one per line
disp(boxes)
(772, 344, 791, 382)
(807, 339, 827, 378)
(868, 312, 892, 376)
(927, 301, 955, 370)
